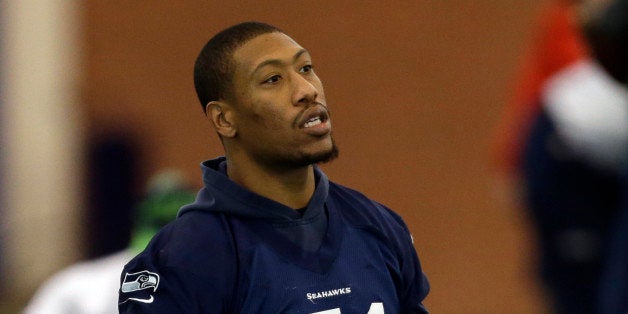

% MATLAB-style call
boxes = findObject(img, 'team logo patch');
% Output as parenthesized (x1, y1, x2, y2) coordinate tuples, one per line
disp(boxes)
(121, 270, 160, 293)
(120, 270, 160, 304)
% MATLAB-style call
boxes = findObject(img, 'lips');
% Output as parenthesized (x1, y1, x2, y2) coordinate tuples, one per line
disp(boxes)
(298, 105, 331, 136)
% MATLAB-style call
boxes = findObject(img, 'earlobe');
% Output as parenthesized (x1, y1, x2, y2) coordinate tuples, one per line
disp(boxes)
(207, 101, 236, 138)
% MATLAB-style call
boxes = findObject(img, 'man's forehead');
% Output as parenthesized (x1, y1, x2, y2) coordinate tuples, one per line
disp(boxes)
(233, 32, 308, 70)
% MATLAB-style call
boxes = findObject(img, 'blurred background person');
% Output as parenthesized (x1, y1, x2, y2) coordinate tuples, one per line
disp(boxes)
(23, 170, 195, 314)
(493, 0, 628, 313)
(490, 1, 590, 309)
(586, 0, 628, 312)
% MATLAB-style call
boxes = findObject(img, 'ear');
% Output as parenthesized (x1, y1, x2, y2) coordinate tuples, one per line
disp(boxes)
(206, 101, 236, 138)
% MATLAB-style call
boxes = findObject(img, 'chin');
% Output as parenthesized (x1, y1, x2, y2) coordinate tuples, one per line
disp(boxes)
(316, 144, 339, 164)
(304, 141, 339, 165)
(267, 138, 339, 169)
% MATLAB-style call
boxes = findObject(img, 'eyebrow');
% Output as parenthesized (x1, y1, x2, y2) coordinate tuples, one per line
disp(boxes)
(251, 48, 310, 76)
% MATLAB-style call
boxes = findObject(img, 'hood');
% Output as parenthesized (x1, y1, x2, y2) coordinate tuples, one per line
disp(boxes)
(177, 157, 330, 222)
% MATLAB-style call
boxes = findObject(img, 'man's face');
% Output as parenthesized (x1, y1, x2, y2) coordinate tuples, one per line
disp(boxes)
(227, 32, 337, 169)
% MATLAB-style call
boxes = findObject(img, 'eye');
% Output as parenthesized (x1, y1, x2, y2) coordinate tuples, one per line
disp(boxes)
(300, 64, 313, 73)
(263, 75, 281, 84)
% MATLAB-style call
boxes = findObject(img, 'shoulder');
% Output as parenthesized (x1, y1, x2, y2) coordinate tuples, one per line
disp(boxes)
(120, 210, 238, 299)
(328, 182, 413, 247)
(128, 210, 236, 276)
(328, 183, 430, 312)
(119, 211, 238, 312)
(329, 182, 408, 229)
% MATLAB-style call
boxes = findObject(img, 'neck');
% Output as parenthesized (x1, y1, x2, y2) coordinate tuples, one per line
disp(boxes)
(226, 154, 316, 209)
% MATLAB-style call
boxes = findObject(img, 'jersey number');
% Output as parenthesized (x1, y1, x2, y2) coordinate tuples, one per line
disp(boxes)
(311, 302, 384, 314)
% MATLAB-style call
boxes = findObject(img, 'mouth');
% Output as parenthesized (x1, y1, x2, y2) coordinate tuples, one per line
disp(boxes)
(298, 105, 331, 135)
(303, 116, 323, 128)
(299, 105, 329, 127)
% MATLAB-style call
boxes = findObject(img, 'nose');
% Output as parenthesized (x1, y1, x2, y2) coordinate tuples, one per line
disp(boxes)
(292, 74, 318, 106)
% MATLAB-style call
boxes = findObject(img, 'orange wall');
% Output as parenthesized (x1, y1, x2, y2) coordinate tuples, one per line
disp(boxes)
(84, 1, 550, 312)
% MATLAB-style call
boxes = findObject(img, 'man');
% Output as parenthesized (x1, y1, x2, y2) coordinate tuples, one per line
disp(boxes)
(518, 1, 628, 313)
(587, 0, 628, 312)
(118, 21, 429, 313)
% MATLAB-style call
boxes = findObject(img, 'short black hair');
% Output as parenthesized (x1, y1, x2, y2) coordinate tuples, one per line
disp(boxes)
(193, 22, 283, 112)
(583, 0, 628, 84)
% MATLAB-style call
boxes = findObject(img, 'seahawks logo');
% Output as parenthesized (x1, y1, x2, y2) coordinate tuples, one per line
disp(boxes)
(121, 270, 160, 293)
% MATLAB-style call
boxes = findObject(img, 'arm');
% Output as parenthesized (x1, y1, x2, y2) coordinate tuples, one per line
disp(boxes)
(119, 214, 237, 313)
(380, 205, 430, 313)
(119, 263, 233, 313)
(394, 226, 430, 314)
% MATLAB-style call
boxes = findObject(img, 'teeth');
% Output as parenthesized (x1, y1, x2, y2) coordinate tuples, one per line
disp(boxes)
(304, 117, 322, 128)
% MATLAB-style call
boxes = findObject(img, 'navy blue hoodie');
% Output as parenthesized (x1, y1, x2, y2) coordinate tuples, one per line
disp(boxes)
(119, 157, 429, 313)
